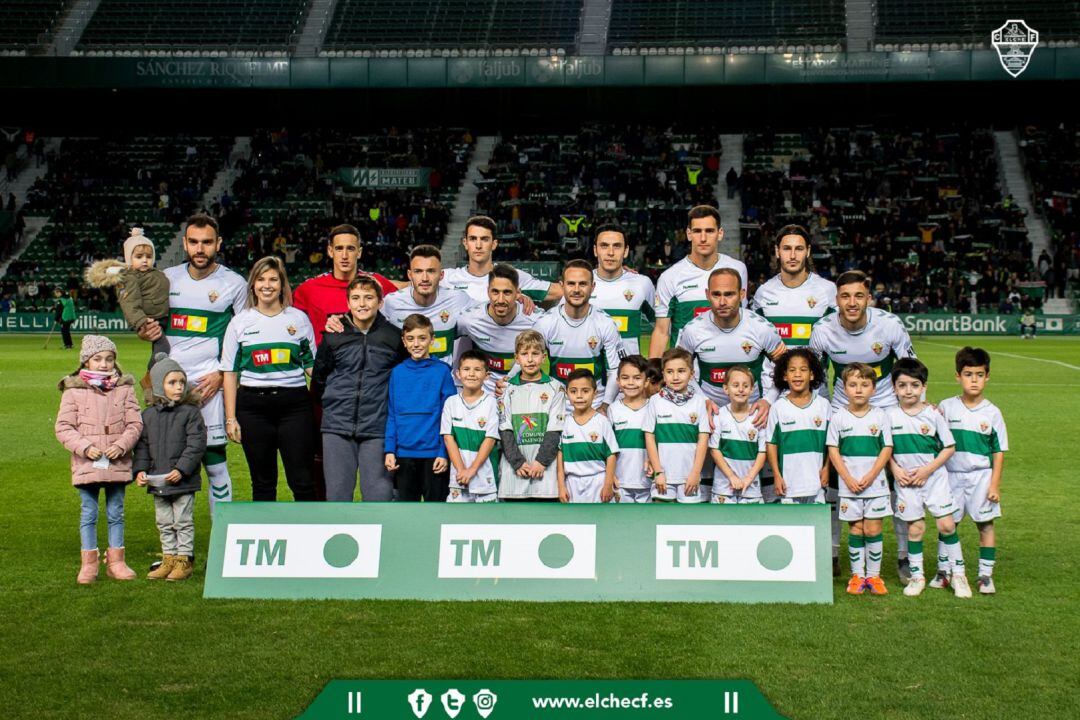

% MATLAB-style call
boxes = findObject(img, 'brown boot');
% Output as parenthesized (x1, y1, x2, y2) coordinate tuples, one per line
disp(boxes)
(77, 549, 100, 584)
(105, 547, 137, 580)
(147, 555, 177, 580)
(140, 372, 154, 404)
(166, 556, 192, 581)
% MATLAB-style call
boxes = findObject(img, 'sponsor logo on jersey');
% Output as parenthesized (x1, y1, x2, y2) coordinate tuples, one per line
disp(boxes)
(920, 423, 931, 435)
(477, 417, 487, 428)
(765, 300, 779, 306)
(208, 290, 220, 303)
(286, 324, 297, 336)
(871, 342, 884, 356)
(741, 341, 753, 355)
(710, 367, 728, 384)
(452, 415, 465, 423)
(806, 296, 818, 308)
(781, 420, 796, 426)
(555, 362, 595, 380)
(589, 431, 599, 442)
(440, 310, 450, 323)
(252, 348, 291, 366)
(170, 313, 207, 332)
(485, 355, 510, 371)
(587, 336, 599, 351)
(623, 289, 635, 302)
(683, 283, 699, 291)
(813, 416, 823, 427)
(869, 424, 880, 436)
(693, 306, 710, 318)
(775, 322, 812, 340)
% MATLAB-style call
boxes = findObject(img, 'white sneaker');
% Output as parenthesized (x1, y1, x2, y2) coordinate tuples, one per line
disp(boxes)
(903, 577, 926, 597)
(952, 573, 973, 598)
(978, 576, 996, 595)
(928, 571, 951, 589)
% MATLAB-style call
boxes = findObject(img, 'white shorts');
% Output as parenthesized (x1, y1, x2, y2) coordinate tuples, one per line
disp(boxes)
(200, 389, 226, 446)
(838, 495, 893, 521)
(949, 470, 1001, 523)
(447, 488, 498, 503)
(894, 475, 956, 521)
(711, 493, 764, 505)
(567, 473, 612, 504)
(779, 488, 826, 505)
(651, 482, 705, 504)
(618, 486, 652, 503)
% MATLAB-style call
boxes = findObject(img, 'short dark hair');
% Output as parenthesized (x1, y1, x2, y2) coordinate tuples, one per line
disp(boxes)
(565, 367, 596, 388)
(327, 224, 361, 246)
(402, 313, 433, 335)
(955, 346, 991, 374)
(772, 348, 825, 391)
(891, 357, 928, 385)
(687, 205, 721, 227)
(646, 358, 663, 385)
(835, 269, 871, 290)
(562, 259, 594, 278)
(489, 263, 519, 288)
(185, 213, 219, 237)
(661, 347, 693, 369)
(409, 244, 442, 262)
(708, 266, 742, 292)
(347, 274, 383, 301)
(458, 349, 488, 369)
(619, 354, 650, 375)
(463, 215, 497, 238)
(593, 223, 627, 245)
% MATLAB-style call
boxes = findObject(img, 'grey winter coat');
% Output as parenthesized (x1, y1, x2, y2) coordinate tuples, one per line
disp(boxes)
(133, 390, 206, 496)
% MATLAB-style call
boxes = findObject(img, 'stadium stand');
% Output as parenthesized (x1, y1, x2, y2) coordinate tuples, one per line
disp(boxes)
(322, 0, 579, 54)
(471, 125, 723, 279)
(1018, 124, 1079, 302)
(75, 0, 308, 53)
(737, 126, 1039, 314)
(876, 1, 1080, 47)
(0, 0, 66, 54)
(607, 0, 845, 53)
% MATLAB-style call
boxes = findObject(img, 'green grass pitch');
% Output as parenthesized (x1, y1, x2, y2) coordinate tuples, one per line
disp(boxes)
(1, 334, 1077, 719)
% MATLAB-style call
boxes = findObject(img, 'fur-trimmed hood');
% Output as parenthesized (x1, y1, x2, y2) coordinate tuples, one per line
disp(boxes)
(84, 259, 128, 289)
(57, 373, 136, 392)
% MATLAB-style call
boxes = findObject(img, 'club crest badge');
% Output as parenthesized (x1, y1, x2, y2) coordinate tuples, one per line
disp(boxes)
(689, 413, 699, 424)
(897, 502, 906, 514)
(286, 325, 297, 336)
(980, 421, 989, 432)
(589, 431, 599, 442)
(440, 310, 450, 323)
(813, 416, 823, 427)
(869, 424, 879, 436)
(208, 290, 220, 303)
(715, 496, 726, 504)
(539, 392, 549, 403)
(741, 341, 753, 355)
(840, 502, 849, 514)
(587, 336, 599, 351)
(871, 342, 883, 356)
(920, 423, 931, 435)
(748, 429, 757, 442)
(477, 417, 487, 428)
(806, 296, 818, 309)
(624, 289, 635, 302)
(992, 20, 1039, 78)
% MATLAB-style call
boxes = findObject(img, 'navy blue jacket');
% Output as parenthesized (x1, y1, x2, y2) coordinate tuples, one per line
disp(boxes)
(384, 357, 457, 458)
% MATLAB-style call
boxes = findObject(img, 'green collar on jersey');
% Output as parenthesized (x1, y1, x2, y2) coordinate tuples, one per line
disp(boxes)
(509, 372, 552, 386)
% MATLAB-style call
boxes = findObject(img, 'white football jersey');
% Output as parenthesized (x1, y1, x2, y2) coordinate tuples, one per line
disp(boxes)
(457, 304, 544, 393)
(608, 398, 654, 490)
(887, 405, 954, 486)
(219, 307, 315, 388)
(752, 273, 837, 347)
(441, 393, 501, 495)
(560, 412, 619, 480)
(163, 263, 247, 381)
(644, 393, 710, 484)
(532, 305, 624, 405)
(589, 270, 656, 356)
(709, 406, 767, 497)
(442, 265, 551, 303)
(766, 395, 831, 497)
(654, 254, 749, 342)
(381, 286, 477, 365)
(826, 406, 892, 498)
(939, 396, 1009, 472)
(676, 309, 783, 406)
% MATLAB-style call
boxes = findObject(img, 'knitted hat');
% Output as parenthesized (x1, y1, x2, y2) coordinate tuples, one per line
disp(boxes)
(123, 227, 156, 266)
(79, 335, 117, 365)
(149, 352, 186, 399)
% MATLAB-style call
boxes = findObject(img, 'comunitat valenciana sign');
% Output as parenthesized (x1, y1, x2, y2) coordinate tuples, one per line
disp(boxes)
(204, 503, 832, 603)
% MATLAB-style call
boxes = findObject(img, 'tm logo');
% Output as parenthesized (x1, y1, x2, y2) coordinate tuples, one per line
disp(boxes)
(234, 538, 286, 565)
(438, 524, 596, 579)
(223, 524, 382, 578)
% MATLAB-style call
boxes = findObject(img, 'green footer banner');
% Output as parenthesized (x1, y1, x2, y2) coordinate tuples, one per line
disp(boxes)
(297, 680, 784, 719)
(204, 503, 831, 603)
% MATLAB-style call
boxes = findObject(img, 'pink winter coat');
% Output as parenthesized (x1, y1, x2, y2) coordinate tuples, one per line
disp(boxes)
(54, 374, 143, 486)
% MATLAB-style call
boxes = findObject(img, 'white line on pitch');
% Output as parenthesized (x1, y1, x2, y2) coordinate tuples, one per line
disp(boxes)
(917, 340, 1080, 371)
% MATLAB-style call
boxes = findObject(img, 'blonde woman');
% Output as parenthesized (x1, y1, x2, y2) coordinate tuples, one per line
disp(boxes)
(220, 257, 317, 501)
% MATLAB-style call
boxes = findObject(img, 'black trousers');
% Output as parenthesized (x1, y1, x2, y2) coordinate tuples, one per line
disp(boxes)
(394, 457, 450, 502)
(237, 385, 316, 502)
(60, 321, 73, 349)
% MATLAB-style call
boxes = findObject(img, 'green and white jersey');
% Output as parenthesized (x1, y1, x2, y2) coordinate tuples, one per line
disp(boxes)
(808, 307, 916, 409)
(939, 396, 1009, 472)
(457, 304, 544, 393)
(709, 406, 767, 497)
(608, 398, 654, 490)
(220, 307, 315, 388)
(382, 286, 477, 365)
(589, 270, 656, 356)
(766, 395, 831, 497)
(442, 265, 552, 303)
(498, 373, 565, 499)
(164, 263, 247, 381)
(532, 305, 624, 405)
(676, 309, 783, 406)
(560, 412, 619, 480)
(752, 273, 837, 347)
(654, 254, 749, 343)
(441, 393, 501, 496)
(826, 406, 892, 498)
(887, 405, 954, 485)
(644, 392, 710, 484)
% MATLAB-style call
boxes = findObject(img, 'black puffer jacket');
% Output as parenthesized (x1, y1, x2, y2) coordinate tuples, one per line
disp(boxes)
(133, 391, 207, 496)
(312, 313, 406, 439)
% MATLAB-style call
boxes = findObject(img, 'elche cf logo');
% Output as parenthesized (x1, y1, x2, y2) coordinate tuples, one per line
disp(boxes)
(623, 289, 635, 302)
(992, 20, 1038, 78)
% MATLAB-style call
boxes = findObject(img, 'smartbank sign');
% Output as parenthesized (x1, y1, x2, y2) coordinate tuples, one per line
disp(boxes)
(205, 504, 832, 603)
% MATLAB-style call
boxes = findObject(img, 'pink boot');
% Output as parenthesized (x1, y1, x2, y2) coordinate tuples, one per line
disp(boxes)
(77, 549, 99, 584)
(105, 547, 137, 580)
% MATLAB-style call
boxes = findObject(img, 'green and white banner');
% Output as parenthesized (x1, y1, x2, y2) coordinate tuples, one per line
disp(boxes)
(898, 313, 1080, 335)
(297, 680, 784, 719)
(337, 167, 432, 189)
(0, 311, 129, 333)
(204, 503, 831, 603)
